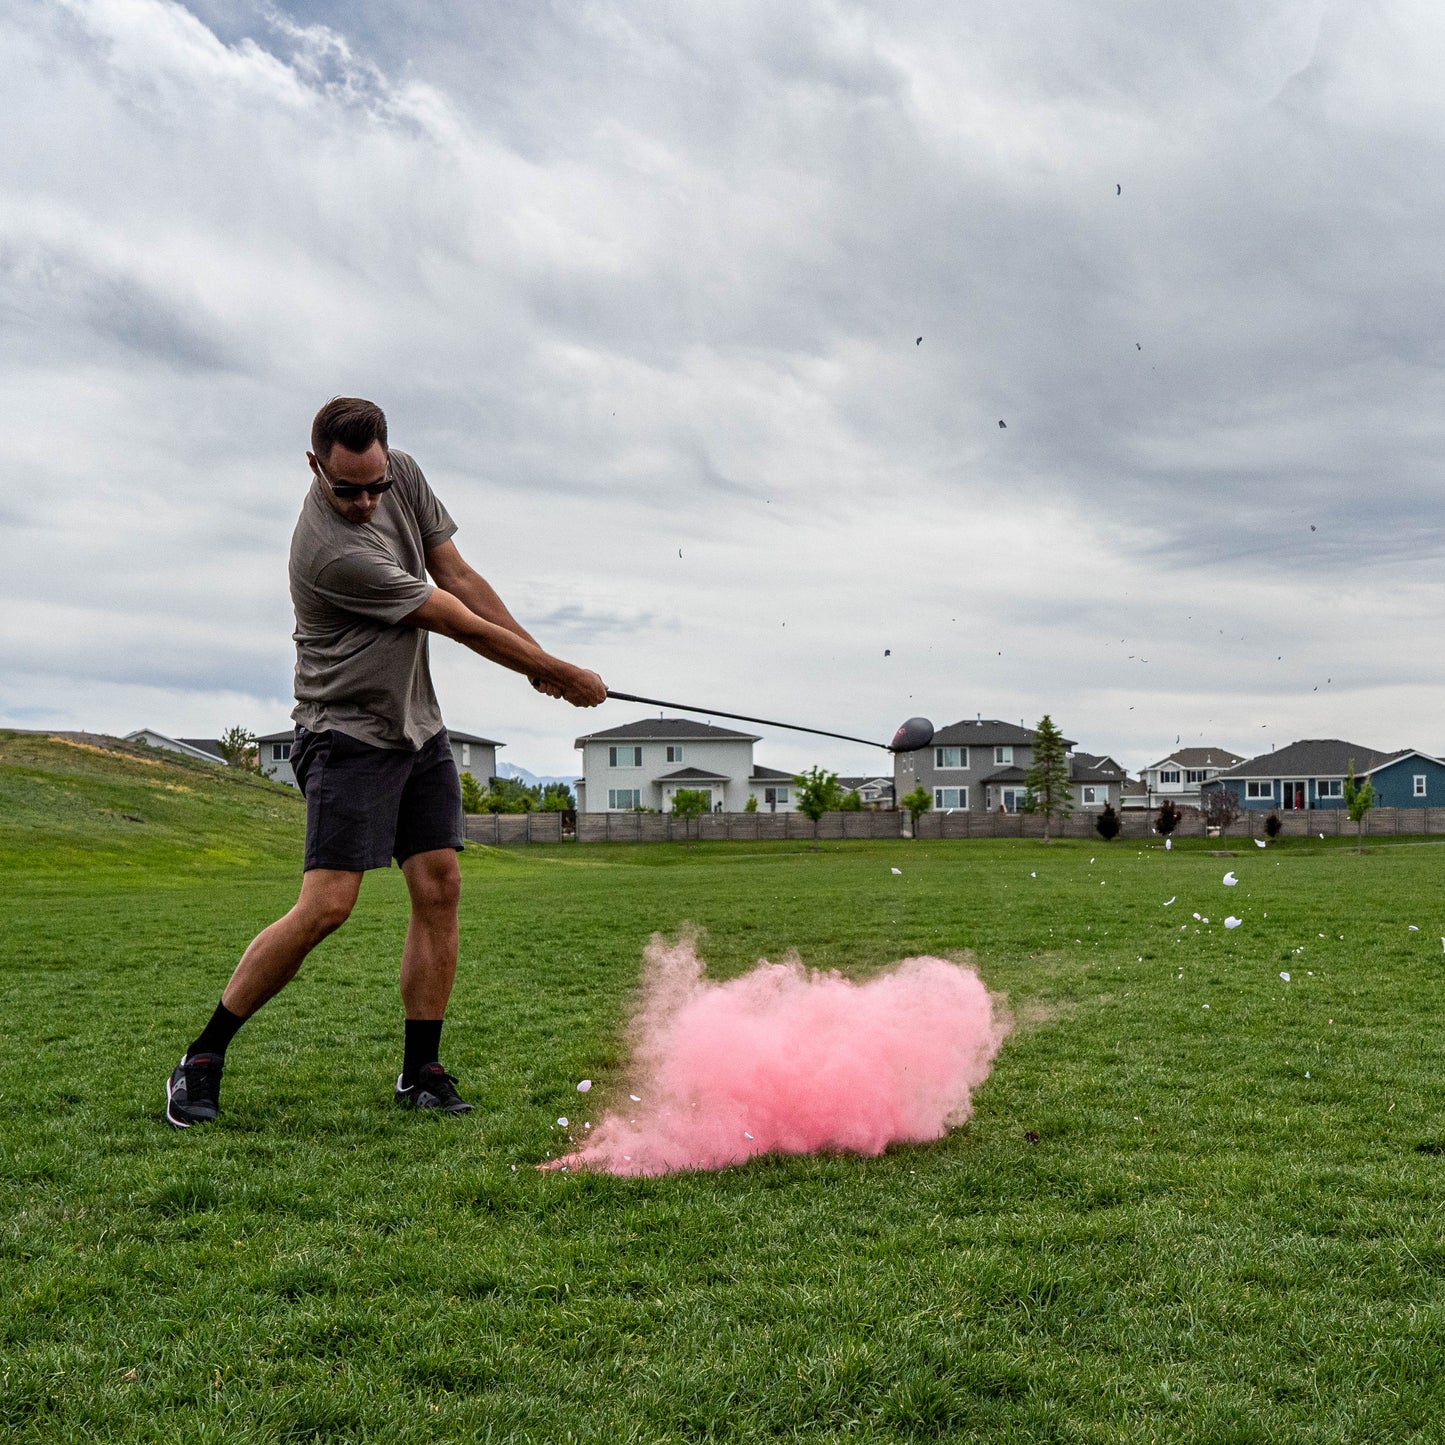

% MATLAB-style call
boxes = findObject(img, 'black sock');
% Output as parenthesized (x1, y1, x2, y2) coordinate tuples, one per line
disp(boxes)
(402, 1019, 444, 1087)
(188, 999, 247, 1061)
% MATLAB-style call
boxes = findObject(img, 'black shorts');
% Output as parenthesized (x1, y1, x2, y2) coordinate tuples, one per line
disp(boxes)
(291, 725, 463, 872)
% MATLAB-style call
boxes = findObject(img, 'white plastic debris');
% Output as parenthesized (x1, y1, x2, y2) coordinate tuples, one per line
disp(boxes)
(557, 1117, 569, 1127)
(1280, 971, 1290, 981)
(1202, 1003, 1210, 1009)
(1409, 925, 1419, 931)
(577, 1079, 592, 1093)
(1222, 872, 1238, 886)
(1030, 871, 1036, 878)
(1224, 917, 1242, 929)
(1193, 912, 1201, 920)
(1165, 838, 1172, 850)
(1202, 917, 1209, 924)
(584, 1122, 590, 1129)
(891, 867, 902, 875)
(1255, 839, 1267, 848)
(629, 1094, 641, 1102)
(744, 1132, 755, 1140)
(1164, 896, 1176, 906)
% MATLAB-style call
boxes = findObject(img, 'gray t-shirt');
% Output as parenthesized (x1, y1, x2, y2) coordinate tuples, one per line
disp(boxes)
(289, 450, 457, 750)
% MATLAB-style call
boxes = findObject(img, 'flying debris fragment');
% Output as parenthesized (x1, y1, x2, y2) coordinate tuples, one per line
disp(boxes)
(557, 1117, 569, 1127)
(1223, 872, 1238, 886)
(1164, 896, 1176, 906)
(1165, 838, 1172, 850)
(1225, 917, 1242, 929)
(577, 1080, 592, 1093)
(1255, 839, 1267, 848)
(998, 419, 1007, 428)
(916, 337, 922, 345)
(1279, 970, 1290, 980)
(891, 867, 902, 875)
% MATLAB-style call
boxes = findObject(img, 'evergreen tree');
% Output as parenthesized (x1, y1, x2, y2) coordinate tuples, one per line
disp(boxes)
(459, 771, 485, 814)
(1094, 802, 1121, 841)
(1023, 715, 1073, 841)
(1155, 799, 1181, 837)
(217, 724, 258, 772)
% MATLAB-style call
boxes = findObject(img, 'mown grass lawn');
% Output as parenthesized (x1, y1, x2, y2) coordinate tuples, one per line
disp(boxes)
(4, 736, 1445, 1441)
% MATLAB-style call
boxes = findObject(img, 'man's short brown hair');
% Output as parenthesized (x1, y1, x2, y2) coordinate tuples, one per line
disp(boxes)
(311, 397, 388, 463)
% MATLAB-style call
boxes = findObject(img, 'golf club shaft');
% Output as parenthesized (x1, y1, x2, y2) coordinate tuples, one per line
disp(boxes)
(605, 690, 889, 751)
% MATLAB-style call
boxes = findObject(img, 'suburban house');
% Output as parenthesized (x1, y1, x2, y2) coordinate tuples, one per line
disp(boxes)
(1206, 739, 1445, 811)
(1136, 746, 1245, 810)
(892, 718, 1127, 814)
(124, 729, 225, 766)
(573, 717, 798, 813)
(257, 728, 502, 789)
(838, 775, 895, 809)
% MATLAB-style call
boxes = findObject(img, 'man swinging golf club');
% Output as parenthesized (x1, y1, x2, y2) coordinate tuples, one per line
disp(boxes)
(165, 396, 606, 1127)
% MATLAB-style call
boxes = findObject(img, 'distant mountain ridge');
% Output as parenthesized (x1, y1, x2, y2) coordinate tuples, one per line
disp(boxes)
(497, 762, 577, 790)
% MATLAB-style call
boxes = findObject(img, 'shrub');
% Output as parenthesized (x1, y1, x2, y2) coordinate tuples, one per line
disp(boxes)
(1264, 811, 1282, 838)
(1155, 800, 1181, 836)
(1095, 802, 1121, 841)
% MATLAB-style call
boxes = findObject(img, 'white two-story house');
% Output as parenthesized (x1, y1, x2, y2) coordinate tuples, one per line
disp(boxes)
(574, 717, 798, 813)
(1137, 747, 1244, 811)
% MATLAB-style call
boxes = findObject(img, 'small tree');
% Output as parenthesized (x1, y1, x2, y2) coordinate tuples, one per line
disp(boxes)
(479, 776, 539, 813)
(1343, 758, 1375, 854)
(1023, 715, 1073, 842)
(794, 767, 845, 836)
(1199, 783, 1239, 832)
(218, 724, 259, 772)
(459, 771, 486, 814)
(1264, 811, 1282, 838)
(743, 794, 758, 813)
(670, 787, 710, 838)
(539, 782, 575, 812)
(839, 787, 863, 812)
(1155, 799, 1181, 837)
(1094, 802, 1121, 841)
(901, 785, 932, 833)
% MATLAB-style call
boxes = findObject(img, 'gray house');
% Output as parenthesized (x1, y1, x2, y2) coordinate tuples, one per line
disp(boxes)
(893, 718, 1126, 813)
(258, 727, 501, 790)
(124, 729, 225, 766)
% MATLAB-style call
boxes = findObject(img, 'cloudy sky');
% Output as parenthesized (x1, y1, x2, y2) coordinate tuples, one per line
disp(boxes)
(4, 0, 1443, 778)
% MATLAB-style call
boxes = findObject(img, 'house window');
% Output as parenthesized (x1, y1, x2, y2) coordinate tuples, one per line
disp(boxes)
(1246, 781, 1272, 799)
(1415, 775, 1428, 798)
(934, 746, 968, 769)
(1000, 787, 1028, 813)
(609, 746, 643, 768)
(1185, 769, 1206, 784)
(763, 787, 789, 810)
(608, 789, 641, 809)
(1081, 785, 1099, 804)
(272, 742, 291, 762)
(1317, 780, 1343, 799)
(934, 787, 968, 809)
(1160, 770, 1181, 784)
(461, 742, 471, 767)
(994, 746, 1013, 765)
(666, 745, 684, 763)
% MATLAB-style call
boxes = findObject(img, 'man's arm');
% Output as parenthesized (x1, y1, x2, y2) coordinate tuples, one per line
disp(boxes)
(406, 548, 605, 707)
(425, 540, 538, 644)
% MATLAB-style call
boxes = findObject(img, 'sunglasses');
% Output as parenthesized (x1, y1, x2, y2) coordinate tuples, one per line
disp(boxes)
(313, 456, 394, 499)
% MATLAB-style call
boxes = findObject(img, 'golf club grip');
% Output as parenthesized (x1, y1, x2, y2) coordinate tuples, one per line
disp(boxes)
(605, 691, 888, 751)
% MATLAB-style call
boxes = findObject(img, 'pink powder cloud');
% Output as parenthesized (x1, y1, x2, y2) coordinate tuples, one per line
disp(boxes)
(546, 931, 1010, 1177)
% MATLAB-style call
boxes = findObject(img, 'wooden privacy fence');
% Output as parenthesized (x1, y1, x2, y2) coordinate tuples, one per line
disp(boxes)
(465, 806, 1445, 846)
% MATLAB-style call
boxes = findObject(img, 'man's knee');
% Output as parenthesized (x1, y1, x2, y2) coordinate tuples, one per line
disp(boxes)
(296, 872, 361, 939)
(406, 852, 461, 913)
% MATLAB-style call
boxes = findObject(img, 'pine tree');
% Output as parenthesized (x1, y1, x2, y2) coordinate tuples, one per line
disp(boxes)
(1023, 715, 1073, 842)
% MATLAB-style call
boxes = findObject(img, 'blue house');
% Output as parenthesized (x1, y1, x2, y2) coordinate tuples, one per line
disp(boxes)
(1208, 739, 1445, 811)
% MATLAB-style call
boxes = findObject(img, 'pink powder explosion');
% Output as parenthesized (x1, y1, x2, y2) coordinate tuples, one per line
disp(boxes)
(546, 931, 1010, 1177)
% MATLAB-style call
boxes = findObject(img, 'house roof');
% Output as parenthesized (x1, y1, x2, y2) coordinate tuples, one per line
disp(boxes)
(1146, 747, 1244, 771)
(123, 729, 226, 765)
(931, 718, 1077, 748)
(1214, 739, 1404, 780)
(1071, 752, 1126, 783)
(447, 730, 503, 746)
(656, 766, 731, 783)
(575, 717, 759, 746)
(978, 765, 1030, 784)
(838, 775, 893, 790)
(749, 764, 796, 781)
(178, 737, 225, 760)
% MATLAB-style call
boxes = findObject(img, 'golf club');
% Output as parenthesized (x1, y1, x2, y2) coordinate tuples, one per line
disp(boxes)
(605, 690, 935, 753)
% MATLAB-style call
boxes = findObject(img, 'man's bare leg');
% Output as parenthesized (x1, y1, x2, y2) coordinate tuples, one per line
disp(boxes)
(394, 848, 469, 1111)
(222, 868, 364, 1016)
(398, 848, 461, 1019)
(165, 868, 363, 1127)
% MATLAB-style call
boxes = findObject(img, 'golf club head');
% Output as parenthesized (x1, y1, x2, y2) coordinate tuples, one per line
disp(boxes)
(890, 716, 935, 752)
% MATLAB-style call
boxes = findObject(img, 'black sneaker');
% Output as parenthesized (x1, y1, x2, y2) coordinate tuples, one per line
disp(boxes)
(395, 1061, 472, 1114)
(165, 1052, 223, 1128)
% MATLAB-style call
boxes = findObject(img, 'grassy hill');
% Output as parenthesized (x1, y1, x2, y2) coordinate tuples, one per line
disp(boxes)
(0, 730, 304, 874)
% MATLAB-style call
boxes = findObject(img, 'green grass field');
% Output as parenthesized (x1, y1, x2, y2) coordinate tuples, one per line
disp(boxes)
(5, 732, 1445, 1442)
